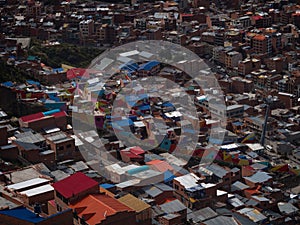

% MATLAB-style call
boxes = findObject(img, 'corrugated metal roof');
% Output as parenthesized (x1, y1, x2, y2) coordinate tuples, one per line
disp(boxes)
(204, 215, 239, 225)
(6, 178, 50, 191)
(244, 172, 272, 184)
(237, 207, 267, 223)
(20, 184, 54, 197)
(118, 194, 150, 213)
(231, 181, 249, 191)
(205, 164, 228, 178)
(187, 207, 218, 223)
(159, 199, 186, 214)
(71, 194, 133, 225)
(52, 172, 98, 199)
(278, 202, 299, 215)
(144, 186, 163, 197)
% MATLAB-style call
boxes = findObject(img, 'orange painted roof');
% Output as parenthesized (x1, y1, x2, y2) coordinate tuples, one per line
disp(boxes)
(253, 35, 266, 41)
(146, 160, 163, 165)
(161, 198, 177, 204)
(244, 185, 262, 195)
(146, 160, 174, 172)
(71, 194, 133, 225)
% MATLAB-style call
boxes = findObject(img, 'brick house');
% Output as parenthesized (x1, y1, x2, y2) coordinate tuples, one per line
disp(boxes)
(243, 171, 273, 188)
(44, 131, 76, 162)
(137, 61, 160, 77)
(159, 213, 183, 225)
(13, 132, 55, 168)
(0, 144, 19, 161)
(19, 110, 68, 132)
(117, 194, 152, 225)
(143, 183, 174, 205)
(5, 177, 53, 211)
(158, 199, 187, 224)
(71, 194, 137, 225)
(51, 172, 99, 212)
(120, 146, 145, 163)
(173, 173, 217, 209)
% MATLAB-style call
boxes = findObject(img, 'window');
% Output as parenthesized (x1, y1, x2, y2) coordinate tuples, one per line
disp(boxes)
(56, 146, 64, 151)
(56, 204, 62, 212)
(66, 144, 72, 149)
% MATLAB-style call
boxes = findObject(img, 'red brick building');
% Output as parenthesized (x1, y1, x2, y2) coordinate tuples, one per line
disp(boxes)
(120, 146, 145, 163)
(173, 173, 217, 209)
(13, 132, 55, 168)
(51, 172, 99, 212)
(44, 131, 76, 162)
(19, 110, 68, 132)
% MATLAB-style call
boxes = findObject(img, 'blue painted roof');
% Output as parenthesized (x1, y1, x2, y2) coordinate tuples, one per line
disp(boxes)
(162, 102, 174, 108)
(209, 137, 232, 145)
(0, 207, 45, 223)
(47, 92, 60, 102)
(106, 115, 117, 120)
(42, 109, 60, 116)
(182, 128, 195, 134)
(52, 68, 64, 73)
(1, 81, 14, 87)
(138, 61, 160, 71)
(26, 80, 40, 86)
(44, 102, 66, 110)
(232, 121, 243, 126)
(119, 62, 139, 72)
(125, 94, 148, 106)
(129, 115, 138, 121)
(138, 104, 150, 111)
(100, 183, 115, 189)
(127, 165, 149, 175)
(113, 118, 133, 127)
(164, 170, 175, 183)
(27, 55, 39, 61)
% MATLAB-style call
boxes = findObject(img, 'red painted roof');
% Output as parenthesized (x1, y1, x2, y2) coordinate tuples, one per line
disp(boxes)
(53, 111, 67, 118)
(71, 194, 133, 225)
(253, 34, 266, 41)
(52, 172, 98, 199)
(253, 15, 263, 20)
(20, 111, 67, 123)
(121, 151, 143, 159)
(121, 146, 145, 159)
(66, 68, 99, 79)
(20, 112, 44, 123)
(129, 146, 145, 155)
(66, 68, 87, 79)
